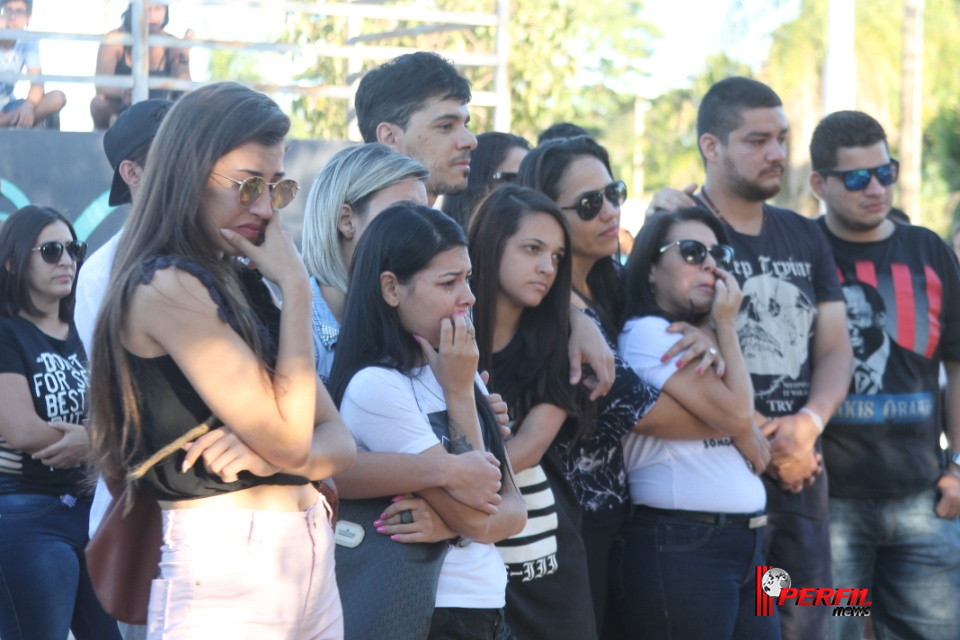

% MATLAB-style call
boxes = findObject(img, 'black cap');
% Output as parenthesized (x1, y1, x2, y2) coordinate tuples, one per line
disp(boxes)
(103, 99, 173, 206)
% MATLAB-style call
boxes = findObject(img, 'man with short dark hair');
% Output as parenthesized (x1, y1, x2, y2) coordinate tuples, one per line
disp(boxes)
(75, 98, 172, 353)
(649, 76, 854, 640)
(0, 0, 65, 128)
(354, 52, 476, 205)
(810, 109, 960, 640)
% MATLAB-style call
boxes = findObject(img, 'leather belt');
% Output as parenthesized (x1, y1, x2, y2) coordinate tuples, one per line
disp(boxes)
(633, 504, 768, 529)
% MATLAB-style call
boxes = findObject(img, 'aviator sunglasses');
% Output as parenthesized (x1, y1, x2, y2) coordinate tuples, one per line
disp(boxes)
(32, 240, 88, 264)
(659, 239, 734, 271)
(212, 172, 300, 209)
(817, 159, 899, 192)
(561, 180, 627, 221)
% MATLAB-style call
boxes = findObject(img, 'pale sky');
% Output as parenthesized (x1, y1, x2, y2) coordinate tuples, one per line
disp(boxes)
(20, 0, 798, 132)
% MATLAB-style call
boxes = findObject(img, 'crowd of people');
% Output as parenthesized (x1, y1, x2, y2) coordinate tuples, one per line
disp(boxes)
(0, 0, 191, 130)
(1, 21, 960, 640)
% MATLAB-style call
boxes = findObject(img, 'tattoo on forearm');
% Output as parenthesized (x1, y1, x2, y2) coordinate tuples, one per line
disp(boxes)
(447, 418, 475, 454)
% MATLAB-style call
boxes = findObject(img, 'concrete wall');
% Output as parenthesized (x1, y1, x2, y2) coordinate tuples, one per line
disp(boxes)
(0, 130, 353, 251)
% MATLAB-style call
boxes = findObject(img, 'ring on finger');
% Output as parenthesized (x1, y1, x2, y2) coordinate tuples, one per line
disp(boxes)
(399, 510, 414, 524)
(707, 347, 718, 356)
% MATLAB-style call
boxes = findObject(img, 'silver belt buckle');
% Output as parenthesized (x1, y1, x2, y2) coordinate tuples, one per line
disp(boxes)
(748, 514, 768, 529)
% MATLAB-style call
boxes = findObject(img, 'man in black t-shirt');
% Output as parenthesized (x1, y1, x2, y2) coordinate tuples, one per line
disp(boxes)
(649, 77, 854, 640)
(810, 110, 960, 640)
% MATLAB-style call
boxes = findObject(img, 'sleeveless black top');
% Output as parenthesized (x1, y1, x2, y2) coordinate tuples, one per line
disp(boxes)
(123, 257, 308, 500)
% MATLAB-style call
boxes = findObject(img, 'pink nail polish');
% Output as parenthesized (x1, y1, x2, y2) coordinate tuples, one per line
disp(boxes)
(696, 367, 703, 375)
(390, 535, 400, 541)
(391, 495, 405, 502)
(373, 519, 383, 527)
(661, 355, 669, 363)
(676, 360, 683, 369)
(376, 526, 387, 534)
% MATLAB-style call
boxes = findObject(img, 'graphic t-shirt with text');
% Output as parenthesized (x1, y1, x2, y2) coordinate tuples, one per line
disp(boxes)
(0, 316, 88, 495)
(705, 203, 844, 517)
(818, 220, 960, 498)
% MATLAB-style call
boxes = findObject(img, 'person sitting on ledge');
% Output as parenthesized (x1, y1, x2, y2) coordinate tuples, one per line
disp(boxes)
(0, 0, 66, 129)
(89, 1, 191, 130)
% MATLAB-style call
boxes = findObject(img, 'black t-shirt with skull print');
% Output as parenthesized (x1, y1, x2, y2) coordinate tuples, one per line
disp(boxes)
(705, 202, 844, 518)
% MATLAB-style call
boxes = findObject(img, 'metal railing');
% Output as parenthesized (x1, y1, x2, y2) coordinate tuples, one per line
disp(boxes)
(0, 0, 511, 129)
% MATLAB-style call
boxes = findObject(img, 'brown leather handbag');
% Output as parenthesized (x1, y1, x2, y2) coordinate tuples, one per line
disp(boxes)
(85, 479, 162, 625)
(85, 419, 215, 625)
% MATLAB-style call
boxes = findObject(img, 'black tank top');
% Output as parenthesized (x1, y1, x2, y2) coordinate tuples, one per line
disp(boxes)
(123, 257, 309, 500)
(114, 45, 181, 101)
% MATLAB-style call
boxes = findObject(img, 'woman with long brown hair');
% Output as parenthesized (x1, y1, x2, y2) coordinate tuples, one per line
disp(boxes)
(88, 82, 355, 637)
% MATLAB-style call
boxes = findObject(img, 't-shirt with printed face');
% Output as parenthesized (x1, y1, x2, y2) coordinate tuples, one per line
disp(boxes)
(0, 316, 88, 495)
(818, 219, 960, 499)
(692, 200, 845, 518)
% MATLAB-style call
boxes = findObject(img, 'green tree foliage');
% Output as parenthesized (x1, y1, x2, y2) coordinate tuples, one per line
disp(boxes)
(208, 50, 264, 85)
(281, 0, 655, 146)
(760, 0, 960, 227)
(642, 54, 751, 194)
(639, 0, 960, 228)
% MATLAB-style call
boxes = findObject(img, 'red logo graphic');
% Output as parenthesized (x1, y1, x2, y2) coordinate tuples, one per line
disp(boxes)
(755, 566, 872, 617)
(756, 566, 782, 616)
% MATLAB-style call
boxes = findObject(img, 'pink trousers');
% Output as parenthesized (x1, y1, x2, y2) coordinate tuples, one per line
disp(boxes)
(147, 494, 343, 639)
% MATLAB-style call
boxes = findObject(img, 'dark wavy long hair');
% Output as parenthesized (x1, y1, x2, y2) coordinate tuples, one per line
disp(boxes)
(468, 185, 593, 441)
(328, 204, 510, 475)
(442, 132, 531, 228)
(517, 135, 622, 338)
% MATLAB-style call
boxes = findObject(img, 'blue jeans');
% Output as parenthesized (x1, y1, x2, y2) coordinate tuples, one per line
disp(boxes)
(829, 489, 960, 640)
(0, 492, 121, 640)
(609, 508, 781, 640)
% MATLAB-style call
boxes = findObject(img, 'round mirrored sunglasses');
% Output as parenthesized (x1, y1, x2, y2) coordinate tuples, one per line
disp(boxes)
(212, 172, 300, 209)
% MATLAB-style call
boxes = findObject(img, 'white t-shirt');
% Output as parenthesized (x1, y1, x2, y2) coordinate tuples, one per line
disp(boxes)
(75, 232, 123, 539)
(617, 316, 765, 513)
(0, 39, 40, 106)
(339, 365, 508, 609)
(75, 232, 121, 355)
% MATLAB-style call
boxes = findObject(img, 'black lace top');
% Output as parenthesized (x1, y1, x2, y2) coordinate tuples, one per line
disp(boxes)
(123, 257, 308, 500)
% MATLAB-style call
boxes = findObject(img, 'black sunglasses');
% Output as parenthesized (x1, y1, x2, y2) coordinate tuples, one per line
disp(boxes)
(32, 240, 87, 264)
(659, 239, 734, 270)
(211, 172, 300, 209)
(818, 159, 899, 191)
(491, 171, 517, 183)
(561, 180, 627, 221)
